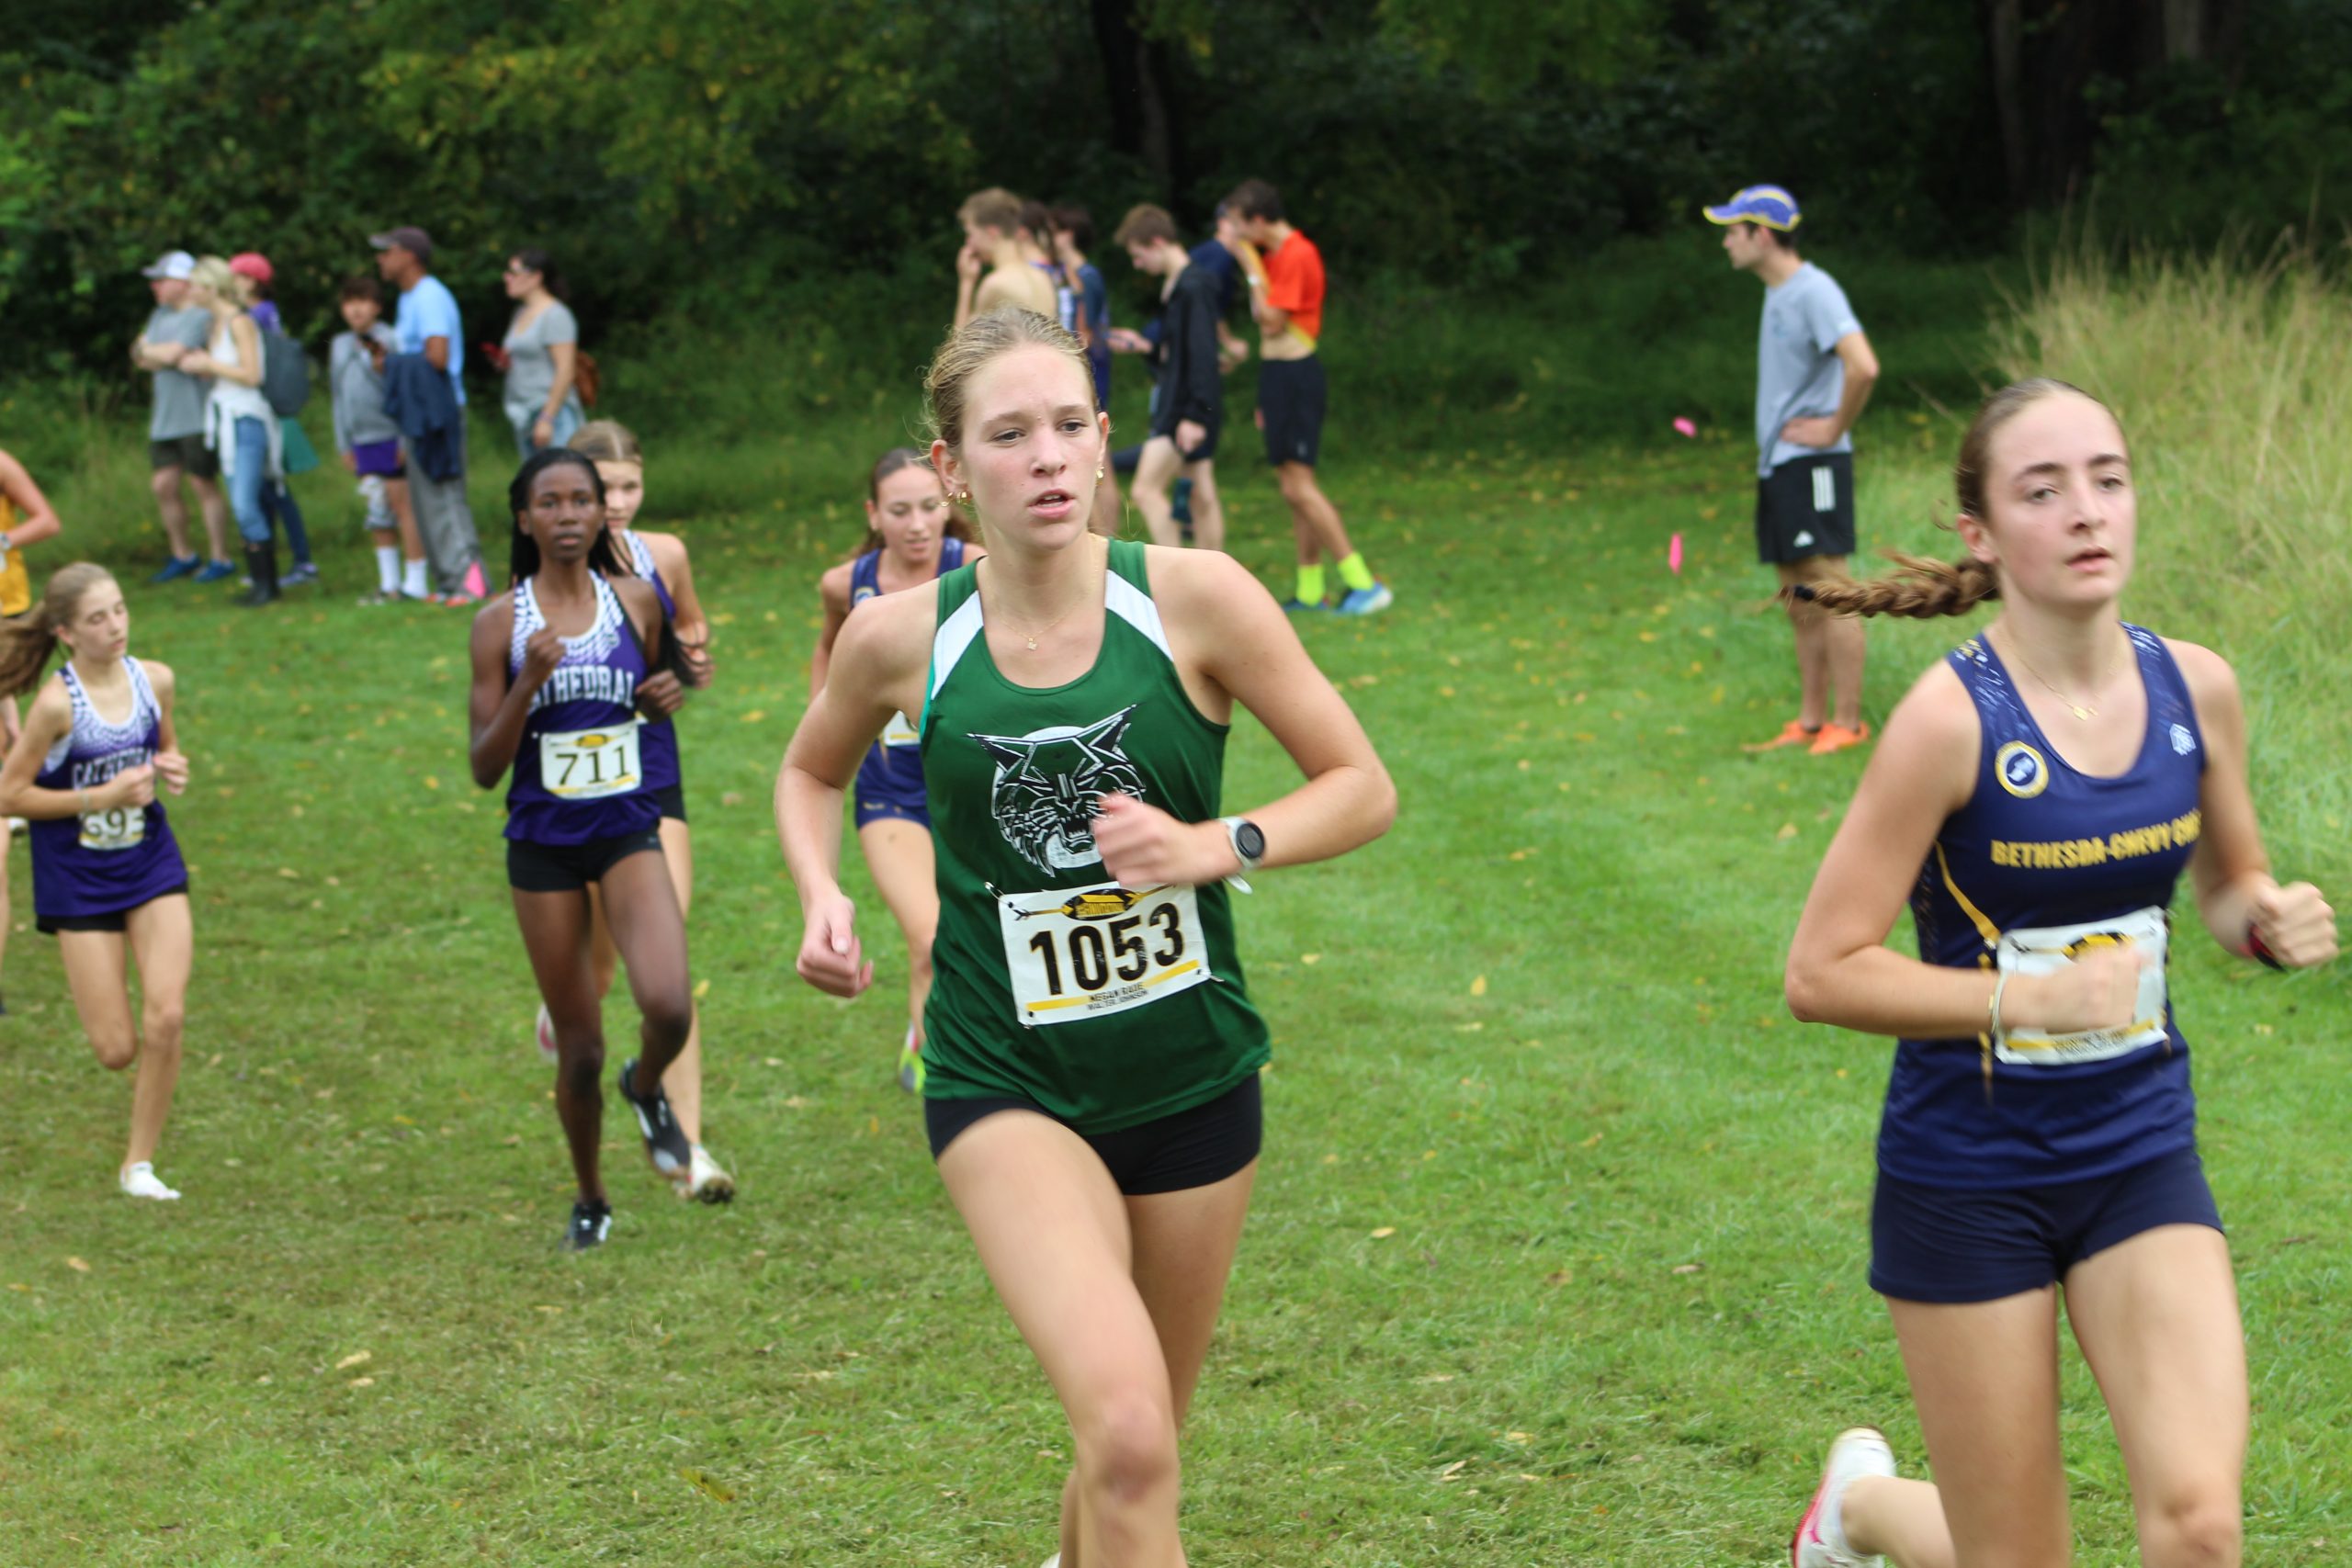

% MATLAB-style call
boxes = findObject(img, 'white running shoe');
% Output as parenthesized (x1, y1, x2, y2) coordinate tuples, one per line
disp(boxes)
(682, 1144, 735, 1205)
(1792, 1427, 1894, 1567)
(535, 1003, 558, 1065)
(1040, 1556, 1060, 1568)
(119, 1162, 181, 1201)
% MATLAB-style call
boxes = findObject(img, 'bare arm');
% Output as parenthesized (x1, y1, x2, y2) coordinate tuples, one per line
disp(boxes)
(1827, 331, 1879, 437)
(1784, 661, 2144, 1039)
(808, 562, 854, 699)
(777, 592, 931, 996)
(0, 684, 78, 818)
(468, 598, 542, 789)
(0, 451, 62, 549)
(2175, 640, 2338, 965)
(1092, 550, 1396, 886)
(147, 660, 188, 795)
(541, 340, 577, 424)
(424, 335, 451, 374)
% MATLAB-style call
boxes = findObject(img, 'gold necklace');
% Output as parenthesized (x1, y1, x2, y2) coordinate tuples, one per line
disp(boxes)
(2008, 634, 2120, 721)
(989, 562, 1095, 650)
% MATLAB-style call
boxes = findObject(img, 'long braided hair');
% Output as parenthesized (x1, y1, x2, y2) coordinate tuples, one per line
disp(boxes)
(1792, 378, 2106, 618)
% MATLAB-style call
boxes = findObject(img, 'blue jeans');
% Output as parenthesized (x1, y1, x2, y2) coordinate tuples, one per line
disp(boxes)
(511, 400, 583, 459)
(229, 416, 272, 546)
(258, 472, 311, 565)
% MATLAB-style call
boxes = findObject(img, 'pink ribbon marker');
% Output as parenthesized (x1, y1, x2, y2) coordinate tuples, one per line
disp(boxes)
(1672, 417, 1697, 438)
(1669, 533, 1684, 574)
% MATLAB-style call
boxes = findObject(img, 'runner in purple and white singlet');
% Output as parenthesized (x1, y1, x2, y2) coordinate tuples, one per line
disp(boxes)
(812, 447, 982, 1091)
(468, 447, 696, 1251)
(0, 563, 194, 1201)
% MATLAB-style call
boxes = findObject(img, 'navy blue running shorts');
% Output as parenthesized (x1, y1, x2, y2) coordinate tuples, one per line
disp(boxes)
(924, 1073, 1262, 1197)
(1870, 1145, 2222, 1303)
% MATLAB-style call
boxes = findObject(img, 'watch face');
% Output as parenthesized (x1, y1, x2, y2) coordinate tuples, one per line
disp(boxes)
(1235, 821, 1266, 861)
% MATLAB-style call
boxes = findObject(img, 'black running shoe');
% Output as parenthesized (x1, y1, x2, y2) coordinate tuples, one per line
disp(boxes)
(563, 1198, 612, 1251)
(617, 1057, 692, 1178)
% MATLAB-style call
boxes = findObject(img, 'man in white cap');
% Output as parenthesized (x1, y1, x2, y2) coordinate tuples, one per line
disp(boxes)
(130, 251, 236, 583)
(1706, 185, 1880, 757)
(372, 225, 486, 604)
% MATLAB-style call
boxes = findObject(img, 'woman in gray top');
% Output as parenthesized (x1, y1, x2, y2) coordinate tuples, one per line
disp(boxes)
(495, 249, 584, 458)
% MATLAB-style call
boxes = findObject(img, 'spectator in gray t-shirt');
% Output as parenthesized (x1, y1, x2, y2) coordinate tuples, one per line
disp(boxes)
(495, 248, 584, 457)
(1706, 186, 1881, 755)
(129, 251, 235, 582)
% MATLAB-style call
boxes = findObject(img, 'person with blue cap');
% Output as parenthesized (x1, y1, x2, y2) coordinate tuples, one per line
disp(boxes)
(1707, 185, 1880, 757)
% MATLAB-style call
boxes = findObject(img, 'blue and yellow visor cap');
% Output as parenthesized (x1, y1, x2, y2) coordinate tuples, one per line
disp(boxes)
(1702, 186, 1802, 231)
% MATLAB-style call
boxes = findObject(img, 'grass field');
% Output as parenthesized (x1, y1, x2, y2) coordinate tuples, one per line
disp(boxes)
(2, 261, 2347, 1565)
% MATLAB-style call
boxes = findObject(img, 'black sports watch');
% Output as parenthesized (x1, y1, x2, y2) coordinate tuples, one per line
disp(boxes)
(1220, 816, 1265, 873)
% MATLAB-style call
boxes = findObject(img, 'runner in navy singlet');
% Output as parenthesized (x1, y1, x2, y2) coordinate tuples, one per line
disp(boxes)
(539, 420, 734, 1204)
(468, 447, 698, 1250)
(1780, 381, 2338, 1568)
(0, 564, 193, 1201)
(811, 447, 982, 1089)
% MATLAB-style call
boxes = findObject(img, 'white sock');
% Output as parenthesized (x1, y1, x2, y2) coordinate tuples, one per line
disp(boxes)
(402, 558, 428, 598)
(120, 1161, 181, 1201)
(375, 546, 401, 593)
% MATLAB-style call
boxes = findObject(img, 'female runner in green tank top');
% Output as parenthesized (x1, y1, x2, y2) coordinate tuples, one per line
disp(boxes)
(778, 308, 1395, 1568)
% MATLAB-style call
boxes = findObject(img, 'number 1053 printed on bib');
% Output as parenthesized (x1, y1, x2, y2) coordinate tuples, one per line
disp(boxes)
(998, 881, 1213, 1027)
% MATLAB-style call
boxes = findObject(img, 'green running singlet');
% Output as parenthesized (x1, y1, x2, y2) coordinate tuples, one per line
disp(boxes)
(919, 539, 1270, 1132)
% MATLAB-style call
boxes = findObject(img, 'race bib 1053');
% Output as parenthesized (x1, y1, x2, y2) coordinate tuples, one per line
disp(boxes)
(998, 880, 1212, 1028)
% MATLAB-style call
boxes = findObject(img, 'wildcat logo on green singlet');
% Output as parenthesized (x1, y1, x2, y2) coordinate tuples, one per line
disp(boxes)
(970, 705, 1147, 873)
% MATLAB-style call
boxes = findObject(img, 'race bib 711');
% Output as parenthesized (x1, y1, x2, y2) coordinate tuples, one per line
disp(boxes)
(538, 719, 643, 800)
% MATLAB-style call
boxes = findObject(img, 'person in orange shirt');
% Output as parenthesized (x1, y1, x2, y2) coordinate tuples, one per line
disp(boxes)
(1224, 180, 1391, 615)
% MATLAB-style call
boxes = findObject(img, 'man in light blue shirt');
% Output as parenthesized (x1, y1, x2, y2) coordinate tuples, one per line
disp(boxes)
(373, 225, 484, 604)
(1706, 186, 1880, 756)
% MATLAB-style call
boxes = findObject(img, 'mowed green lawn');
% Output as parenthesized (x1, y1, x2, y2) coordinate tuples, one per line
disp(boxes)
(0, 424, 2345, 1566)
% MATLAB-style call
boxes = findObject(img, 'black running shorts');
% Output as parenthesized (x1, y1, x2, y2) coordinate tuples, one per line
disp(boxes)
(1756, 452, 1857, 565)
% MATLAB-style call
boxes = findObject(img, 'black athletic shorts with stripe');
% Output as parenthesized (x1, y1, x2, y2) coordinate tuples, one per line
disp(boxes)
(1756, 452, 1857, 564)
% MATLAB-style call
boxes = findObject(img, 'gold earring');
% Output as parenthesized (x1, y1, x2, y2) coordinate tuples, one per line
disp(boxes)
(1095, 466, 1104, 480)
(958, 490, 971, 503)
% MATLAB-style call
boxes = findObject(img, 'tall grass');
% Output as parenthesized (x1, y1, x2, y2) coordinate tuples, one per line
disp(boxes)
(1993, 244, 2352, 890)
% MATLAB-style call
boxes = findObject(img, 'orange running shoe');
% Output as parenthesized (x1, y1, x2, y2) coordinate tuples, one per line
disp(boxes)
(1744, 719, 1822, 753)
(1808, 722, 1872, 756)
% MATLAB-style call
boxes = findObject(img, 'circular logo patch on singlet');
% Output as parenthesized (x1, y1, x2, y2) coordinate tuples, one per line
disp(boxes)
(1996, 739, 2050, 799)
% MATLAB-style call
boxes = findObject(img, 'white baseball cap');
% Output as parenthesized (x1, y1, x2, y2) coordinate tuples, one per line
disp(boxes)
(141, 250, 197, 281)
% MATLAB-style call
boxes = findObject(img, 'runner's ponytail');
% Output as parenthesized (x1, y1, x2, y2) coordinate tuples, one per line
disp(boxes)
(1784, 378, 2109, 621)
(0, 563, 118, 698)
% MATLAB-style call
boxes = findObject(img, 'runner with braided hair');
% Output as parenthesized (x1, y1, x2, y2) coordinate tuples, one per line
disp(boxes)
(1781, 378, 2337, 1568)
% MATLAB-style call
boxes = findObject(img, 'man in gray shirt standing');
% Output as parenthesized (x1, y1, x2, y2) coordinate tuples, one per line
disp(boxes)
(1707, 186, 1880, 757)
(128, 251, 236, 583)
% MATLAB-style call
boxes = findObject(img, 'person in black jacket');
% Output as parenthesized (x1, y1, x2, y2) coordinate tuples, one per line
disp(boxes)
(1110, 205, 1227, 551)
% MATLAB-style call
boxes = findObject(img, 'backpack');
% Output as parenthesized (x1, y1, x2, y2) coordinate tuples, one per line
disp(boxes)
(259, 327, 311, 416)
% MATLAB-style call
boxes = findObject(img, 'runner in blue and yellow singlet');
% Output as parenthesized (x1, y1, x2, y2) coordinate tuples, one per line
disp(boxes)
(468, 447, 697, 1251)
(778, 309, 1394, 1567)
(811, 447, 981, 1091)
(1779, 381, 2337, 1568)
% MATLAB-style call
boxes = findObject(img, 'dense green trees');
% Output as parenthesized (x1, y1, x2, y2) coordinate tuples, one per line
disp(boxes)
(3, 0, 2345, 375)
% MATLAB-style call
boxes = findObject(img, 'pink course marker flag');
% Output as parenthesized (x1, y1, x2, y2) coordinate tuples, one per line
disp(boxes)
(1669, 533, 1684, 574)
(1672, 417, 1697, 438)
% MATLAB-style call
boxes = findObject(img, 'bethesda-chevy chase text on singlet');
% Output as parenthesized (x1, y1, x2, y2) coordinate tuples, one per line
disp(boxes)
(1883, 626, 2205, 1189)
(920, 539, 1268, 1134)
(503, 574, 659, 845)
